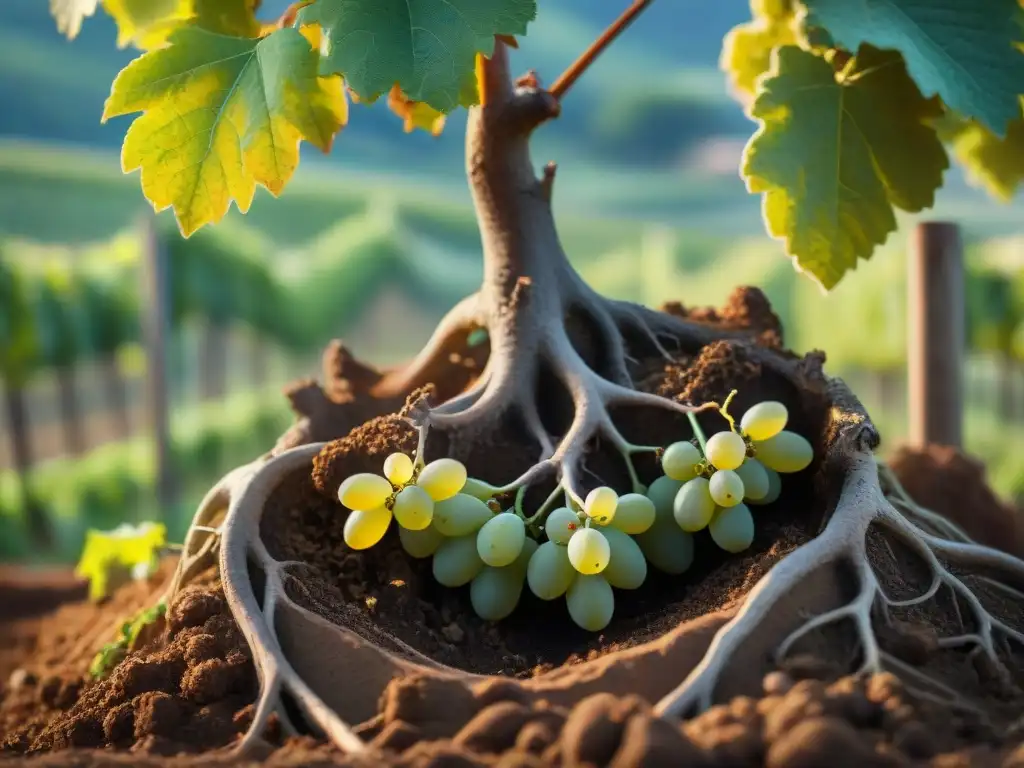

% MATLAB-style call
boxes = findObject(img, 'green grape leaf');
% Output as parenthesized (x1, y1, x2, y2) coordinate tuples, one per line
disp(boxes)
(743, 45, 949, 290)
(799, 0, 1024, 135)
(300, 0, 536, 111)
(50, 0, 100, 40)
(721, 0, 798, 104)
(103, 24, 347, 236)
(948, 100, 1024, 202)
(101, 0, 260, 50)
(75, 522, 167, 601)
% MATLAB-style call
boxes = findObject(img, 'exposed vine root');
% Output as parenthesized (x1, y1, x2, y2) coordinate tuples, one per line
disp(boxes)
(653, 444, 1024, 720)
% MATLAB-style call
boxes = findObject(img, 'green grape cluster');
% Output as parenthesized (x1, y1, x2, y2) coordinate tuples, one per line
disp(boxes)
(334, 398, 814, 633)
(662, 400, 812, 554)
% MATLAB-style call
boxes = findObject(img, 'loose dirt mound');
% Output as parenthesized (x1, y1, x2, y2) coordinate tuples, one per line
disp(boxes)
(3, 289, 1023, 766)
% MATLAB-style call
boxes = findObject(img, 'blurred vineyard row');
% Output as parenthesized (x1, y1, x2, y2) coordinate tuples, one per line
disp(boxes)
(2, 198, 1023, 561)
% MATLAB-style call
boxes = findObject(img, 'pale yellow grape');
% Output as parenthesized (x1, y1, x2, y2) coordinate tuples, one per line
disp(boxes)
(392, 485, 434, 530)
(755, 431, 813, 473)
(417, 458, 468, 501)
(470, 565, 525, 621)
(338, 473, 393, 511)
(476, 512, 526, 567)
(567, 527, 610, 574)
(399, 525, 444, 558)
(526, 541, 576, 600)
(748, 467, 782, 506)
(432, 535, 484, 587)
(566, 574, 614, 631)
(661, 441, 702, 481)
(610, 493, 656, 534)
(709, 470, 745, 507)
(383, 452, 414, 485)
(432, 494, 493, 536)
(740, 401, 789, 441)
(709, 504, 755, 553)
(545, 507, 581, 545)
(638, 476, 694, 574)
(735, 458, 770, 501)
(584, 486, 618, 524)
(601, 527, 647, 590)
(343, 506, 392, 550)
(673, 477, 716, 532)
(705, 431, 747, 471)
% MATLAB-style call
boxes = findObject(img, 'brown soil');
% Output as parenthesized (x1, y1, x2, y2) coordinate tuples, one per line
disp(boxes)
(2, 288, 1023, 766)
(887, 444, 1024, 558)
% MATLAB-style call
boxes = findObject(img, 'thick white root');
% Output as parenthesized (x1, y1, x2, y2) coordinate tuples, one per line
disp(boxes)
(653, 449, 1024, 719)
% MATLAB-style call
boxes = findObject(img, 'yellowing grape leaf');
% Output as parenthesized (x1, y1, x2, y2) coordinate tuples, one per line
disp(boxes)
(949, 100, 1024, 202)
(101, 0, 260, 50)
(721, 0, 798, 105)
(103, 25, 347, 236)
(388, 86, 446, 136)
(75, 522, 167, 601)
(300, 0, 536, 112)
(742, 45, 949, 290)
(800, 0, 1024, 136)
(50, 0, 100, 40)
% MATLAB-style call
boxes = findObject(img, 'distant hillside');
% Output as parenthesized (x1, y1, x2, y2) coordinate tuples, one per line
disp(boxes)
(0, 0, 752, 176)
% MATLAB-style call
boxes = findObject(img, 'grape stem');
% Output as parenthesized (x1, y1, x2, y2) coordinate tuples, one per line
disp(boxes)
(686, 411, 709, 453)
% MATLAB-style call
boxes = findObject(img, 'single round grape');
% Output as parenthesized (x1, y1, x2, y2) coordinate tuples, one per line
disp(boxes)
(432, 493, 493, 537)
(740, 401, 789, 441)
(470, 565, 525, 621)
(567, 527, 611, 575)
(526, 541, 576, 600)
(343, 506, 392, 550)
(755, 431, 813, 473)
(646, 475, 684, 523)
(610, 493, 656, 534)
(399, 524, 444, 558)
(476, 512, 526, 567)
(735, 458, 770, 501)
(432, 535, 484, 587)
(584, 486, 618, 525)
(513, 538, 539, 577)
(338, 473, 393, 512)
(673, 477, 716, 532)
(705, 431, 747, 471)
(635, 521, 694, 575)
(661, 441, 702, 481)
(383, 452, 414, 485)
(751, 467, 783, 505)
(417, 458, 468, 501)
(460, 477, 499, 501)
(545, 507, 581, 545)
(566, 574, 614, 632)
(709, 469, 745, 508)
(709, 503, 755, 553)
(392, 485, 434, 530)
(601, 527, 647, 590)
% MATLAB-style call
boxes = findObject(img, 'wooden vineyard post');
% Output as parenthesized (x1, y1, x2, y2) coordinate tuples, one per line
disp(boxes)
(907, 221, 965, 448)
(138, 213, 177, 519)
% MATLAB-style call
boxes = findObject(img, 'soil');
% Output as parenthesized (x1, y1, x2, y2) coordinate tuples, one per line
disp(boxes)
(2, 288, 1023, 766)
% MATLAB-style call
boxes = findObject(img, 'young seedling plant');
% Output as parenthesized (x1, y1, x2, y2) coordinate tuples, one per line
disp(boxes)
(53, 0, 1024, 755)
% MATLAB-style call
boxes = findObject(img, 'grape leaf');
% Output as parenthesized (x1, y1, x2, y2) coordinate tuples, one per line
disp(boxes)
(388, 86, 447, 136)
(299, 0, 536, 112)
(50, 0, 100, 40)
(721, 0, 798, 104)
(799, 0, 1024, 135)
(102, 0, 261, 50)
(742, 45, 948, 290)
(75, 522, 167, 601)
(949, 100, 1024, 202)
(103, 24, 347, 236)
